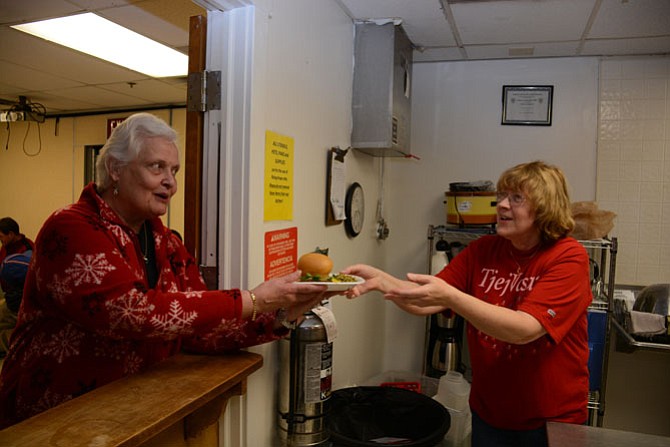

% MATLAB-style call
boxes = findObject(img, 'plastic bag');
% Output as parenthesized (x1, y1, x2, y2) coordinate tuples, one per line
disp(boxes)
(327, 386, 450, 446)
(570, 202, 616, 240)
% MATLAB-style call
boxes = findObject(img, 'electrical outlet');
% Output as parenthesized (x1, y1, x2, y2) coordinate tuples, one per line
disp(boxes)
(0, 111, 25, 122)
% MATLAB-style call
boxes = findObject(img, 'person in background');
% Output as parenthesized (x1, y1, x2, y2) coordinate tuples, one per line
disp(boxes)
(0, 217, 35, 357)
(0, 250, 31, 355)
(0, 113, 329, 428)
(0, 217, 34, 264)
(344, 161, 591, 447)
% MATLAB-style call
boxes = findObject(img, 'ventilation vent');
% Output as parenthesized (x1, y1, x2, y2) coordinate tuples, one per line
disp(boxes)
(508, 47, 535, 57)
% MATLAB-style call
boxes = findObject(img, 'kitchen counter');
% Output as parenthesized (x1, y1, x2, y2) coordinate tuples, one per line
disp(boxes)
(1, 351, 263, 446)
(547, 422, 670, 447)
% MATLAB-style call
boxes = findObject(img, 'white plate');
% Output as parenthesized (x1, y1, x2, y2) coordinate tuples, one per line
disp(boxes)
(297, 275, 365, 291)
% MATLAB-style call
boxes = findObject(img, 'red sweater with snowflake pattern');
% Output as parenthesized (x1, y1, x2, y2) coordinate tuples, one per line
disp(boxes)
(0, 183, 282, 427)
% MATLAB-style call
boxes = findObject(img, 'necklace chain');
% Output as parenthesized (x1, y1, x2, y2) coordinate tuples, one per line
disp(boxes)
(509, 246, 540, 274)
(140, 222, 149, 263)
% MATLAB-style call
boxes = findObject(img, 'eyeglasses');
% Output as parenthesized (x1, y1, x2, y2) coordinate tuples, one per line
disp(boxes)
(495, 191, 527, 206)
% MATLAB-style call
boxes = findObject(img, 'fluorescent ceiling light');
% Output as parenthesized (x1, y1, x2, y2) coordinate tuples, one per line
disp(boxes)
(11, 13, 187, 78)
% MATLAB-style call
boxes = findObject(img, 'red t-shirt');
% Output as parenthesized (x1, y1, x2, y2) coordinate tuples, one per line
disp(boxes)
(437, 235, 590, 430)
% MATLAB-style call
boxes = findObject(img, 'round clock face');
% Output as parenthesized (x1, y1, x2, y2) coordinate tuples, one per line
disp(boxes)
(345, 182, 364, 237)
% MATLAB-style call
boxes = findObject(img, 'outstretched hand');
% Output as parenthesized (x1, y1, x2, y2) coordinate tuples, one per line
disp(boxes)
(383, 273, 450, 316)
(341, 264, 389, 298)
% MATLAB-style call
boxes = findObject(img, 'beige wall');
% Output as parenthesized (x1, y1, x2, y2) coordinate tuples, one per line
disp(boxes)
(594, 56, 670, 436)
(241, 2, 387, 444)
(0, 108, 186, 240)
(597, 56, 670, 286)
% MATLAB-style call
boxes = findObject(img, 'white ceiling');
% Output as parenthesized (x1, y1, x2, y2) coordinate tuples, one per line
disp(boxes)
(0, 0, 204, 116)
(1, 0, 669, 116)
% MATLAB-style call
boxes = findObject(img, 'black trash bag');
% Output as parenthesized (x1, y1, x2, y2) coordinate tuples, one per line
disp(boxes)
(327, 386, 450, 447)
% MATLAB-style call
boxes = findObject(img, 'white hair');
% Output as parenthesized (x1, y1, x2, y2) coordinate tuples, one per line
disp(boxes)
(95, 113, 178, 192)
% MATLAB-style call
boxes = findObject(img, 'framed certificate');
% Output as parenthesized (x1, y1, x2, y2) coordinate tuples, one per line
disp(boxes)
(501, 85, 553, 126)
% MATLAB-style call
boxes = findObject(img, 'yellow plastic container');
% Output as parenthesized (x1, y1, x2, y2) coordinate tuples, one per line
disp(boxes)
(445, 191, 497, 225)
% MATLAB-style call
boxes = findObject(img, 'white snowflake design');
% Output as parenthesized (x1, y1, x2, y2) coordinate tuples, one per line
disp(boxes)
(106, 289, 156, 332)
(167, 234, 180, 251)
(108, 223, 132, 248)
(47, 273, 73, 305)
(109, 249, 143, 281)
(65, 253, 116, 286)
(124, 351, 144, 374)
(20, 331, 49, 367)
(201, 319, 248, 349)
(150, 300, 197, 338)
(43, 324, 85, 364)
(183, 290, 205, 299)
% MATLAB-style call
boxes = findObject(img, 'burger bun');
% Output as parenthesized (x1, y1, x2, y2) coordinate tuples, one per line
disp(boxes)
(298, 252, 333, 279)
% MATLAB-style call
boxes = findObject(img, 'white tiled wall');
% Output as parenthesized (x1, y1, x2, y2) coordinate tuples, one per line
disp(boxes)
(597, 56, 670, 286)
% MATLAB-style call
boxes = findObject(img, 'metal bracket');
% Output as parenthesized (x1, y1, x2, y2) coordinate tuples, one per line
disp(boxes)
(200, 265, 219, 291)
(187, 71, 221, 112)
(376, 218, 390, 240)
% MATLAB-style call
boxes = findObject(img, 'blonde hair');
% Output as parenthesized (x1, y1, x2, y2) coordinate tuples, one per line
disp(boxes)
(497, 160, 574, 243)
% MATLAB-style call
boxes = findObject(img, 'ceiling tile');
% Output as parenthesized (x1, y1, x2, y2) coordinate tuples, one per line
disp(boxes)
(99, 79, 186, 104)
(2, 0, 669, 114)
(413, 47, 464, 63)
(0, 61, 83, 92)
(0, 28, 150, 87)
(16, 90, 103, 113)
(464, 41, 582, 60)
(451, 0, 597, 44)
(589, 0, 670, 39)
(68, 0, 145, 8)
(582, 37, 670, 57)
(0, 0, 82, 24)
(0, 81, 28, 98)
(339, 0, 456, 48)
(98, 0, 201, 48)
(44, 85, 156, 109)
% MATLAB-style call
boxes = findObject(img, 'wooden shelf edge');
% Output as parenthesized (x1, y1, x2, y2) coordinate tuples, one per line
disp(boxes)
(1, 351, 263, 446)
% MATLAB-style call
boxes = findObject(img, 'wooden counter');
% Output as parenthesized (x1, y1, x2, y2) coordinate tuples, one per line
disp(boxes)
(1, 351, 263, 447)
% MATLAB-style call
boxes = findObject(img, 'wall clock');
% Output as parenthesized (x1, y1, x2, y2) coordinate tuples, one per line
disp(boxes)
(344, 182, 364, 237)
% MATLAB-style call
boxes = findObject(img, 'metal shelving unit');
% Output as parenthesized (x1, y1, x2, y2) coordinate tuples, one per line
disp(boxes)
(611, 319, 670, 352)
(425, 224, 618, 427)
(581, 237, 617, 427)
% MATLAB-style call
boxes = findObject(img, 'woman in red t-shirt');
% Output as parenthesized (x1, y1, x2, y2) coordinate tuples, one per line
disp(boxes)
(344, 161, 591, 447)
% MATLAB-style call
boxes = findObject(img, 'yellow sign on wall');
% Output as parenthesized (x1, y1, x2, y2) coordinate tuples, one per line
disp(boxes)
(264, 130, 294, 221)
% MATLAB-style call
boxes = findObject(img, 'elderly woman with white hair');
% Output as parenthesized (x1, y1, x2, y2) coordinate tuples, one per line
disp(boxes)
(0, 113, 328, 428)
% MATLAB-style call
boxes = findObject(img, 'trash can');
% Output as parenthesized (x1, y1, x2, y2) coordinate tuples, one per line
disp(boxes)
(327, 386, 451, 447)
